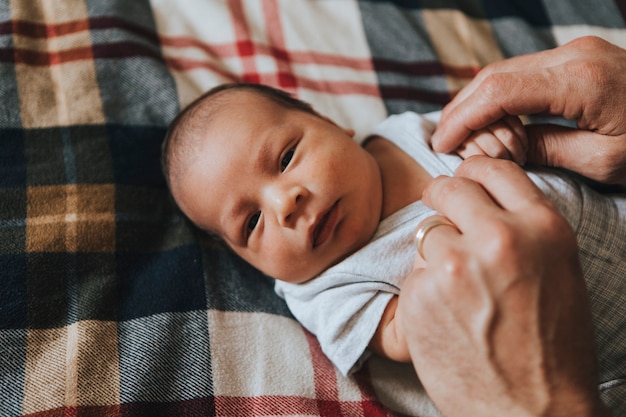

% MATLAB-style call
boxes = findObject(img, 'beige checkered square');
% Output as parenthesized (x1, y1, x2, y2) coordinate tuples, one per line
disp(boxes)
(11, 0, 105, 128)
(22, 322, 120, 414)
(27, 185, 115, 253)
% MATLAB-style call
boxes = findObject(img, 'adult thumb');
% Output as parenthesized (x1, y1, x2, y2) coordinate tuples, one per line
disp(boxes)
(526, 124, 626, 185)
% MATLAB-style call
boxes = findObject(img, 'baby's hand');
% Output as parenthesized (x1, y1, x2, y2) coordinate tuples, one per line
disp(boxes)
(454, 115, 528, 165)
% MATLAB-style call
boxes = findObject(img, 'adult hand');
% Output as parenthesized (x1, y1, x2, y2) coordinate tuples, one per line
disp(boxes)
(397, 156, 610, 417)
(432, 36, 626, 185)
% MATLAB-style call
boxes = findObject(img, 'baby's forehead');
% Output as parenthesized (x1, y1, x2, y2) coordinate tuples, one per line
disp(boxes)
(188, 90, 274, 134)
(186, 91, 275, 156)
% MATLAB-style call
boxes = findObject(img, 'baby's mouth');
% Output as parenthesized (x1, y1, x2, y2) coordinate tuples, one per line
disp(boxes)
(312, 201, 339, 248)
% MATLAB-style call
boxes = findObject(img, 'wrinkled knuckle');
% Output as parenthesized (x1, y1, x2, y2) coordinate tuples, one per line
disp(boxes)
(479, 74, 503, 102)
(570, 35, 606, 51)
(438, 249, 468, 285)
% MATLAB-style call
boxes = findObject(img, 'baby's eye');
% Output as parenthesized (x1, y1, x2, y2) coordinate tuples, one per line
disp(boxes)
(247, 212, 261, 235)
(281, 149, 295, 172)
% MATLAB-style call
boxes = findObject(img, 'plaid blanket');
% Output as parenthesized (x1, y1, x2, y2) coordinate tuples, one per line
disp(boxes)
(1, 1, 625, 416)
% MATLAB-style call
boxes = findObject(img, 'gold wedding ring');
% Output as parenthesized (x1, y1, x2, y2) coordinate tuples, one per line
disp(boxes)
(415, 217, 457, 260)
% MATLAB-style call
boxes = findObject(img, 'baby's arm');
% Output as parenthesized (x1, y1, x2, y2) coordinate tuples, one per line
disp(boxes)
(454, 115, 528, 165)
(369, 295, 411, 363)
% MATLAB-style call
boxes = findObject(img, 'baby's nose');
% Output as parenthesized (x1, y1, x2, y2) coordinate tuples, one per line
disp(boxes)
(266, 183, 306, 228)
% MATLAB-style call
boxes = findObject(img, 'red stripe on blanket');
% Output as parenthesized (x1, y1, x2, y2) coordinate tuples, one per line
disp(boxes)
(217, 396, 408, 416)
(262, 0, 297, 89)
(161, 32, 380, 96)
(3, 17, 159, 44)
(24, 405, 121, 417)
(163, 53, 379, 95)
(216, 395, 320, 415)
(163, 56, 379, 96)
(2, 16, 164, 66)
(296, 78, 379, 96)
(302, 330, 406, 417)
(353, 367, 417, 417)
(160, 36, 374, 70)
(228, 0, 258, 83)
(10, 42, 163, 66)
(13, 46, 94, 65)
(163, 57, 238, 81)
(288, 50, 374, 70)
(303, 330, 343, 416)
(10, 19, 90, 38)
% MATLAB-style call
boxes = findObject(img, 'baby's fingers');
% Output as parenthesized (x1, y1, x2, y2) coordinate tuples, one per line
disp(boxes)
(456, 117, 527, 165)
(501, 115, 528, 162)
(457, 129, 513, 161)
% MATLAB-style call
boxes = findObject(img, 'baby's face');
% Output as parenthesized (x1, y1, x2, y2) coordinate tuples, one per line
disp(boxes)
(175, 91, 382, 283)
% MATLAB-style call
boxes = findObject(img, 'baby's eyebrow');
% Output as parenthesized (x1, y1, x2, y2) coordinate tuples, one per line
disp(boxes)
(224, 199, 255, 244)
(254, 139, 275, 172)
(227, 200, 248, 227)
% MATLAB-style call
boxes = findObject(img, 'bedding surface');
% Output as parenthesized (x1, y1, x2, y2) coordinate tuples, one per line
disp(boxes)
(1, 1, 625, 416)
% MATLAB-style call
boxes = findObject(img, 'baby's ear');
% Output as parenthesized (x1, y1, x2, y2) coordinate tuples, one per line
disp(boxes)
(344, 128, 355, 138)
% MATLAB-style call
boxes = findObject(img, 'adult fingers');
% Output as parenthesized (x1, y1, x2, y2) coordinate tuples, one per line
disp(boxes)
(451, 156, 551, 213)
(433, 70, 560, 153)
(421, 171, 505, 232)
(526, 124, 626, 185)
(432, 36, 600, 153)
(444, 46, 568, 112)
(440, 37, 594, 121)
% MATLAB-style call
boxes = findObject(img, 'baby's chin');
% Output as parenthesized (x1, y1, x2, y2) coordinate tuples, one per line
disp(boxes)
(270, 268, 322, 285)
(281, 248, 361, 284)
(269, 257, 341, 285)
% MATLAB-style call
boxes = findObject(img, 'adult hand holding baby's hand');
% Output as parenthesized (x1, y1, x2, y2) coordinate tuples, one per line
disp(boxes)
(433, 36, 626, 185)
(454, 115, 528, 165)
(399, 156, 609, 417)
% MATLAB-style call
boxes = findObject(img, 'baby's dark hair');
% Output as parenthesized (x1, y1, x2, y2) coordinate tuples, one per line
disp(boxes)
(161, 83, 317, 193)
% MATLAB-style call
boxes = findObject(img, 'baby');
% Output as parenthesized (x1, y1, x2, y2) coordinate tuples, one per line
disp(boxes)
(162, 83, 626, 379)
